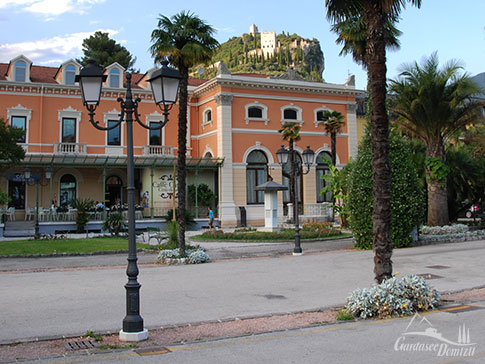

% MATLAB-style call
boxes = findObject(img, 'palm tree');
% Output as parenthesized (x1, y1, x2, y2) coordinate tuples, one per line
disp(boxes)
(331, 13, 402, 68)
(318, 110, 345, 166)
(325, 0, 421, 283)
(150, 11, 219, 256)
(278, 122, 301, 223)
(389, 52, 483, 226)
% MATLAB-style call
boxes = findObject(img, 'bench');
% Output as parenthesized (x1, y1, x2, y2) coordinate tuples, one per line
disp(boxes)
(146, 227, 169, 246)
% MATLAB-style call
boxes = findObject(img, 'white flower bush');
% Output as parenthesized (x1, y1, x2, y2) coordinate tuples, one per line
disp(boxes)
(345, 275, 440, 319)
(418, 223, 485, 244)
(157, 248, 210, 265)
(420, 224, 469, 235)
(188, 250, 211, 264)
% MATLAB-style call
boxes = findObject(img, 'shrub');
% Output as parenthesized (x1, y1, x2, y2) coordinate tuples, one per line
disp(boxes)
(195, 228, 343, 241)
(188, 249, 211, 264)
(187, 184, 216, 208)
(156, 248, 210, 264)
(348, 130, 425, 249)
(102, 212, 125, 236)
(345, 275, 440, 319)
(301, 222, 340, 236)
(71, 198, 94, 233)
(164, 209, 196, 226)
(420, 223, 469, 235)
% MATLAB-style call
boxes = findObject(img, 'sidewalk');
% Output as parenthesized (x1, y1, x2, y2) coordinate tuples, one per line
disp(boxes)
(0, 238, 484, 345)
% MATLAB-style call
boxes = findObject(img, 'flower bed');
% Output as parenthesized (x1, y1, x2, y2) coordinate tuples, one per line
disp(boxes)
(156, 248, 211, 265)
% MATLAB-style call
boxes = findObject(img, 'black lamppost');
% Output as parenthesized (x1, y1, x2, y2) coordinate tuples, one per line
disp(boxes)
(75, 59, 181, 342)
(276, 145, 314, 255)
(24, 167, 52, 239)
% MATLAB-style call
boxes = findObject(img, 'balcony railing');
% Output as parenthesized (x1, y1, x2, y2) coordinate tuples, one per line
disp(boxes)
(143, 145, 174, 156)
(54, 142, 87, 155)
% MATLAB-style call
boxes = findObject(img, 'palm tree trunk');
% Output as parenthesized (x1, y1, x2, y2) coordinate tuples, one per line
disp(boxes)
(426, 141, 449, 226)
(177, 66, 189, 257)
(331, 131, 337, 166)
(365, 0, 393, 283)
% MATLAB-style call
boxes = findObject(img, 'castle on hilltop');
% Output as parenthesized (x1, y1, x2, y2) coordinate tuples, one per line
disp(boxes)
(248, 24, 311, 59)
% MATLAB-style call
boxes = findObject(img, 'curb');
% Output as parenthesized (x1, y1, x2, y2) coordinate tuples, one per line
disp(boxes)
(0, 248, 156, 259)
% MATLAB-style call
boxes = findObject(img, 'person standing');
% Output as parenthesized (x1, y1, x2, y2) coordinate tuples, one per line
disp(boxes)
(207, 207, 214, 231)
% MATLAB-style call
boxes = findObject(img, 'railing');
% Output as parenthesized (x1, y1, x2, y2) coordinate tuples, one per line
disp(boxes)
(143, 145, 174, 156)
(54, 142, 87, 154)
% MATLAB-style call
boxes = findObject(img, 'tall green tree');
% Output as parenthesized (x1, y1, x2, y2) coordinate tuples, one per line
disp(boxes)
(325, 0, 422, 283)
(78, 31, 137, 71)
(389, 52, 484, 226)
(318, 110, 345, 165)
(330, 13, 402, 68)
(278, 122, 301, 223)
(150, 11, 219, 256)
(0, 118, 26, 205)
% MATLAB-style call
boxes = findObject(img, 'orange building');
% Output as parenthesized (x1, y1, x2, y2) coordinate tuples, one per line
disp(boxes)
(0, 55, 362, 229)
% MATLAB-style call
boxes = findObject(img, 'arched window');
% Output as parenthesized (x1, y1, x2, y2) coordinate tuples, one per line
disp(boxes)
(316, 151, 332, 202)
(246, 150, 267, 204)
(15, 61, 26, 82)
(245, 103, 268, 125)
(65, 65, 76, 85)
(284, 109, 298, 120)
(248, 107, 263, 118)
(282, 152, 302, 204)
(109, 68, 120, 88)
(60, 174, 76, 206)
(205, 109, 212, 122)
(202, 108, 213, 128)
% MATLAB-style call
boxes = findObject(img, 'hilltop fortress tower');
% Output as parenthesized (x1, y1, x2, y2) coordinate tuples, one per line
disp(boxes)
(261, 31, 276, 58)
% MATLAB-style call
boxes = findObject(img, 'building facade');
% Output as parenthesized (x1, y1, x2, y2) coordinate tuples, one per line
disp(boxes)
(0, 55, 361, 228)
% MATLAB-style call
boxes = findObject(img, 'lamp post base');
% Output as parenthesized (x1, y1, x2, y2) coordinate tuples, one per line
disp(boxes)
(292, 252, 303, 256)
(119, 329, 148, 342)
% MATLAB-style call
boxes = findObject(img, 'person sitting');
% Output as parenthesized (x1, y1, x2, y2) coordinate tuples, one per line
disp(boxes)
(95, 201, 105, 211)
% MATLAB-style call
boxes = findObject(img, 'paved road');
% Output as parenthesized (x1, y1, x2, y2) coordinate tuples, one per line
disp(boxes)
(0, 239, 484, 344)
(21, 301, 485, 363)
(0, 237, 354, 271)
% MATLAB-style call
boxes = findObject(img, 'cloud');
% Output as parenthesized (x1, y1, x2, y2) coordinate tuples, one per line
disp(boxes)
(0, 0, 106, 18)
(0, 29, 118, 65)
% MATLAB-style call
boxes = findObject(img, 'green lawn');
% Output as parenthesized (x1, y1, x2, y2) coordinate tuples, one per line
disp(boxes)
(0, 237, 154, 256)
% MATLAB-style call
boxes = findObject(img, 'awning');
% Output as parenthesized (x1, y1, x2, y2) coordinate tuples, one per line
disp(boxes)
(0, 154, 224, 170)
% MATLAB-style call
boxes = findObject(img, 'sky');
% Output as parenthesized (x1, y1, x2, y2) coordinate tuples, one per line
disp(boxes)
(0, 0, 484, 90)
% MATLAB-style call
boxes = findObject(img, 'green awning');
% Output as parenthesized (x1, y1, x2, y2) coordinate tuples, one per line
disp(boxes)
(1, 154, 224, 169)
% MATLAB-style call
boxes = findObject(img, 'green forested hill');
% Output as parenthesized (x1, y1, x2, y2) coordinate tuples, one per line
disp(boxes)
(193, 32, 325, 81)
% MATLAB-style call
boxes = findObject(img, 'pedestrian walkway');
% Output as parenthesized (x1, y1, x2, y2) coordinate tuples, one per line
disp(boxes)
(0, 239, 484, 344)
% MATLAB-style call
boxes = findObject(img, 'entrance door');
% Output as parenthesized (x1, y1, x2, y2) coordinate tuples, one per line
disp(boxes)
(105, 176, 122, 208)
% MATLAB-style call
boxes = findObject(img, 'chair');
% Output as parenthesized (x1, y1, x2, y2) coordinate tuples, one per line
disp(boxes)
(25, 207, 34, 221)
(7, 207, 15, 221)
(38, 207, 48, 222)
(68, 208, 77, 221)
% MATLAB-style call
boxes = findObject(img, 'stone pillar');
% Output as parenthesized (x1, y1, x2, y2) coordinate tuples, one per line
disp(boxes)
(346, 103, 358, 159)
(215, 94, 237, 227)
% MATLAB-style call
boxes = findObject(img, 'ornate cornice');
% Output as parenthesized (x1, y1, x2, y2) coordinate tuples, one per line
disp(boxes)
(193, 75, 364, 99)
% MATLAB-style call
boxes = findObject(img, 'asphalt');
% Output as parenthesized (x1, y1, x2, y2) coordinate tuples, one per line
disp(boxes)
(0, 235, 484, 345)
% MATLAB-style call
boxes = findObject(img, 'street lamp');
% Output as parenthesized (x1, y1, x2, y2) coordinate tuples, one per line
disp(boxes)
(75, 58, 181, 342)
(24, 167, 52, 239)
(277, 145, 314, 255)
